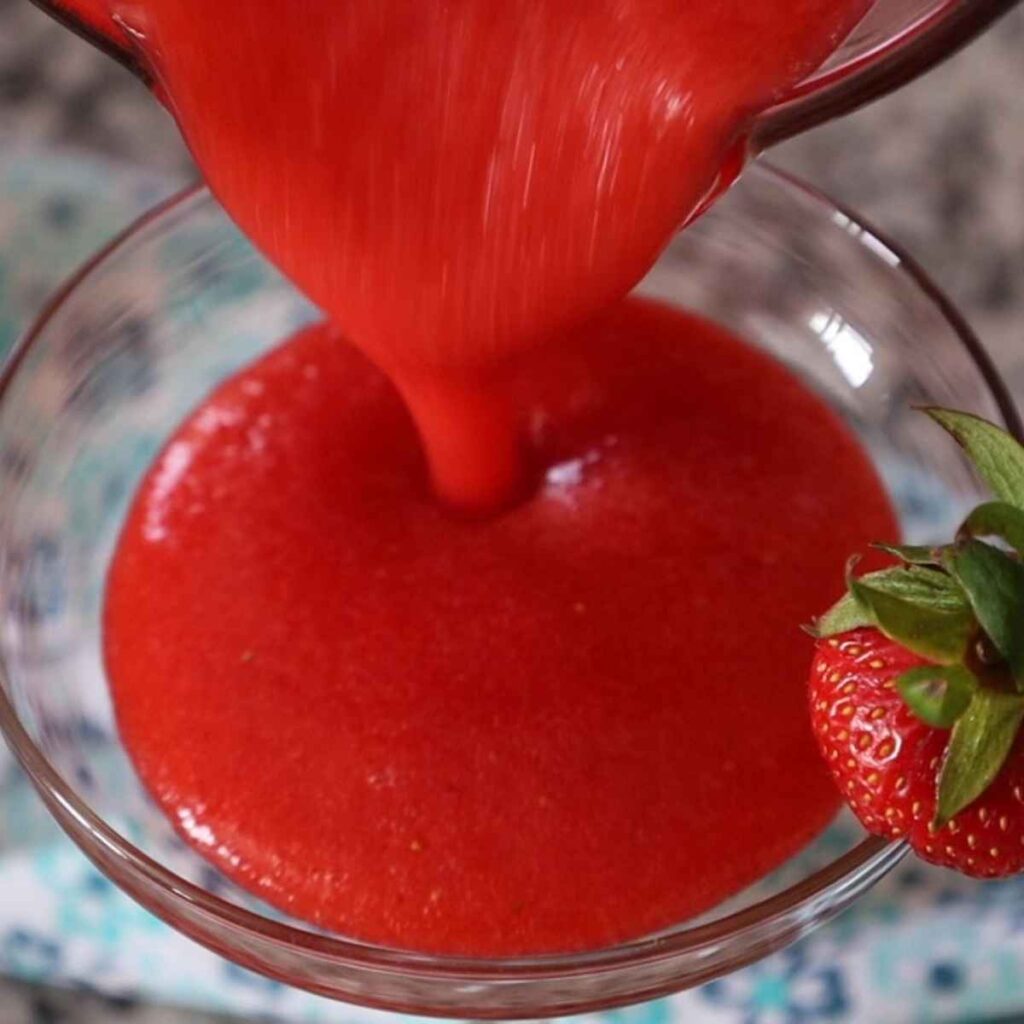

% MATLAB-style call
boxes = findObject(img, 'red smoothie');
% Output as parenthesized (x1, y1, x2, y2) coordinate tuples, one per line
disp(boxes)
(96, 0, 886, 955)
(106, 300, 896, 954)
(87, 0, 868, 506)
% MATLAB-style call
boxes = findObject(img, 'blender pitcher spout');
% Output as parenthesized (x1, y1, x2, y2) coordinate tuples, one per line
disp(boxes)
(29, 0, 1021, 139)
(751, 0, 1020, 151)
(28, 0, 151, 83)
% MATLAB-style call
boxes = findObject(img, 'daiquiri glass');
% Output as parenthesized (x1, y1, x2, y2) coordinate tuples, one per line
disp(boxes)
(0, 163, 1018, 1015)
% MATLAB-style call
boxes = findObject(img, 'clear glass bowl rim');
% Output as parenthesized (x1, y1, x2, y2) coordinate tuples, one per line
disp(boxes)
(0, 162, 1018, 983)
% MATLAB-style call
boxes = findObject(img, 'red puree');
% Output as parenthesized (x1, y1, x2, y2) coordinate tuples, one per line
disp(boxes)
(106, 300, 896, 954)
(100, 0, 884, 954)
(97, 0, 868, 507)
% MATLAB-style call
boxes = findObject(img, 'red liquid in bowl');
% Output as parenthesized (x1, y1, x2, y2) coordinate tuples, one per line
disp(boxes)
(106, 301, 895, 954)
(101, 0, 884, 954)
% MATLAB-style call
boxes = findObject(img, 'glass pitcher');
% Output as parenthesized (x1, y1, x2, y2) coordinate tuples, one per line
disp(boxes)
(30, 0, 1021, 152)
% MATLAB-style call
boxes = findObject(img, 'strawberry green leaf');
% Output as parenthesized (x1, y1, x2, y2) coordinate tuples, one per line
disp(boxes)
(945, 539, 1024, 690)
(847, 563, 969, 611)
(873, 542, 943, 566)
(935, 688, 1024, 828)
(813, 562, 967, 638)
(811, 591, 873, 637)
(959, 501, 1024, 555)
(897, 665, 976, 728)
(847, 562, 974, 664)
(924, 408, 1024, 511)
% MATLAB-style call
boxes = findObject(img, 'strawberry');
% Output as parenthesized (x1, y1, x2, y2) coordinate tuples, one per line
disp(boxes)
(810, 628, 1024, 876)
(808, 408, 1024, 878)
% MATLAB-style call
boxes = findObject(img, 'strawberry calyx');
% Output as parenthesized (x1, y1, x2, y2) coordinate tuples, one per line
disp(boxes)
(810, 408, 1024, 829)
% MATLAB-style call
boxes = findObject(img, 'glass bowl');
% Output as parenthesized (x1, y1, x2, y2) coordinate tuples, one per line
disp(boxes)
(0, 163, 1017, 1017)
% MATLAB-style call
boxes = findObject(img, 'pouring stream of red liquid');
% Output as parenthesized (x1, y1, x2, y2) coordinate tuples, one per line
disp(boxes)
(57, 0, 867, 508)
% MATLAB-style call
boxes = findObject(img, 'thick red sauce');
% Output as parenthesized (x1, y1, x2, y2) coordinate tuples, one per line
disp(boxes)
(96, 0, 868, 506)
(97, 0, 883, 954)
(106, 300, 896, 954)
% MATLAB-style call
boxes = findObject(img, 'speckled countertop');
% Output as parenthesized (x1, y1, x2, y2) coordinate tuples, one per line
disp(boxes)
(0, 1, 1022, 1021)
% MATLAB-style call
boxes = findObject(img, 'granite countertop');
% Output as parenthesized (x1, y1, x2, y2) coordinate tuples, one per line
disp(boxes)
(0, 0, 1022, 1021)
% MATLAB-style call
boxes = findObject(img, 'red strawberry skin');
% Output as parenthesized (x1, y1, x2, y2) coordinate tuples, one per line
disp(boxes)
(810, 627, 1024, 877)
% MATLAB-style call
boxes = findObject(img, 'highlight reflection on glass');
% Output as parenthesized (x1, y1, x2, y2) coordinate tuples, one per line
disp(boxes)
(810, 310, 875, 388)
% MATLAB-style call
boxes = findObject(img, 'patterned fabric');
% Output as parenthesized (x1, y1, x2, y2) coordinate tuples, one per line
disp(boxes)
(1, 140, 1024, 1024)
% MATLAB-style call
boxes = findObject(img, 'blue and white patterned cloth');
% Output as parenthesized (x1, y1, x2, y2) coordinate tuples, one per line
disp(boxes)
(3, 138, 1024, 1024)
